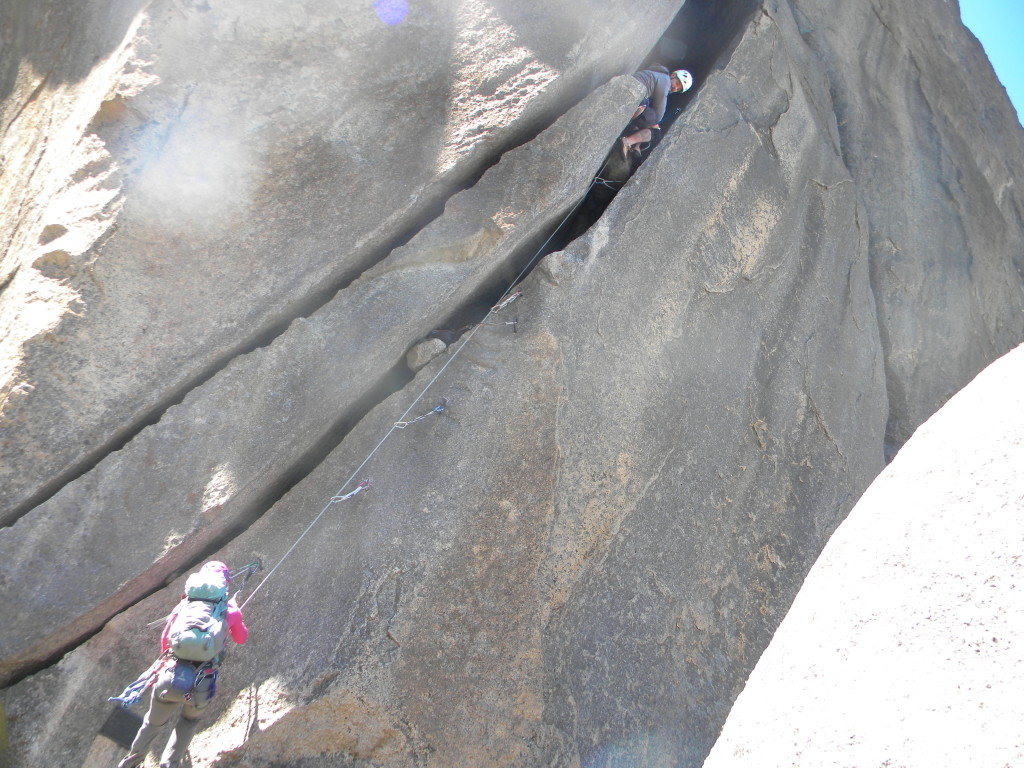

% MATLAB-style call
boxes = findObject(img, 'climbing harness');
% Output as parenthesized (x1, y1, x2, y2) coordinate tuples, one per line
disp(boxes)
(394, 399, 447, 429)
(108, 653, 219, 709)
(177, 663, 217, 702)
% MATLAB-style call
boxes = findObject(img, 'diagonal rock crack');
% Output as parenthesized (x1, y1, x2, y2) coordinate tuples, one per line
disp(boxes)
(0, 77, 643, 689)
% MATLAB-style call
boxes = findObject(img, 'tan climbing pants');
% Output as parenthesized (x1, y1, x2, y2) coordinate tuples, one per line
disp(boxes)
(117, 664, 214, 768)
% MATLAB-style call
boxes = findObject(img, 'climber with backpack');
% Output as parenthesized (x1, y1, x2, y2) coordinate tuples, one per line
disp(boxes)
(116, 561, 248, 768)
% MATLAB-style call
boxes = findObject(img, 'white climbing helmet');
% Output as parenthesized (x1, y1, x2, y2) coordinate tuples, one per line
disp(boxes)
(673, 69, 693, 92)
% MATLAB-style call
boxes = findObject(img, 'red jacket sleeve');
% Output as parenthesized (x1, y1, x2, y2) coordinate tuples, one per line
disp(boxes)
(226, 598, 248, 645)
(160, 602, 182, 653)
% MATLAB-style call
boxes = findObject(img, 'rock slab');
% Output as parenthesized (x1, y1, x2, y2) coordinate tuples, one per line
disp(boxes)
(2, 2, 889, 765)
(0, 76, 643, 686)
(704, 343, 1024, 768)
(0, 0, 682, 521)
(1, 0, 1024, 766)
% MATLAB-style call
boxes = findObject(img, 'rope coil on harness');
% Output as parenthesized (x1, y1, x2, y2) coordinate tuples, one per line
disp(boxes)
(108, 656, 173, 708)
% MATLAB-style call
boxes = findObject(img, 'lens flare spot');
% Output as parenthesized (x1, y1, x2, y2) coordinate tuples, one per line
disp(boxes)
(374, 0, 409, 26)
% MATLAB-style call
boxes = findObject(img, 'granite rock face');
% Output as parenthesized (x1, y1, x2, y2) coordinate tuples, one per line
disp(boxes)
(0, 0, 681, 522)
(704, 343, 1024, 768)
(789, 0, 1024, 454)
(1, 0, 1023, 766)
(0, 74, 644, 688)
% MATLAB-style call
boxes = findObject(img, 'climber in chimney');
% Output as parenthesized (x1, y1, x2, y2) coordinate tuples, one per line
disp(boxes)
(116, 561, 248, 768)
(621, 66, 693, 157)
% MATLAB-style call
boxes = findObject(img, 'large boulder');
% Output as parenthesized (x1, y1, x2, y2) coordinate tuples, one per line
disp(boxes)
(704, 343, 1024, 768)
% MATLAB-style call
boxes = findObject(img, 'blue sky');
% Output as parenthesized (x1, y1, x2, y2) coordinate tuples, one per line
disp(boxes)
(959, 0, 1024, 123)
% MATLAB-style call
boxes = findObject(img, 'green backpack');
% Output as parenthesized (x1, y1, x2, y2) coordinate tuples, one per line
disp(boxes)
(167, 571, 229, 663)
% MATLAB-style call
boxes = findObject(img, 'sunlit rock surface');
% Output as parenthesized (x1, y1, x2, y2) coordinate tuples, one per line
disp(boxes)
(704, 343, 1024, 768)
(0, 75, 643, 689)
(1, 0, 1023, 765)
(0, 0, 681, 521)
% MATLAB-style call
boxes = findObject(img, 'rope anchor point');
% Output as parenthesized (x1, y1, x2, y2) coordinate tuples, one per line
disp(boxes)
(492, 290, 523, 312)
(473, 317, 518, 333)
(394, 398, 448, 429)
(330, 479, 371, 503)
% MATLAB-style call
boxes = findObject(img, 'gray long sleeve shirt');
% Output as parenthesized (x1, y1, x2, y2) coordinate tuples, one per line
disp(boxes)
(631, 67, 672, 123)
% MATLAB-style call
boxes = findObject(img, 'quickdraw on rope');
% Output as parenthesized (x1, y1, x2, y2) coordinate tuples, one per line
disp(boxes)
(492, 289, 522, 312)
(435, 292, 522, 338)
(330, 479, 371, 503)
(230, 560, 262, 601)
(230, 560, 262, 583)
(448, 292, 523, 335)
(242, 478, 371, 609)
(394, 399, 447, 429)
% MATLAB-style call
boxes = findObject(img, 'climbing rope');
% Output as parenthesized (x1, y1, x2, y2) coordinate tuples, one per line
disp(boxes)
(241, 480, 370, 608)
(240, 175, 598, 609)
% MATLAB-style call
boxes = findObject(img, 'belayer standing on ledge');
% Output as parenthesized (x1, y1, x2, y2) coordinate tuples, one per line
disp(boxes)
(116, 561, 248, 768)
(622, 65, 693, 155)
